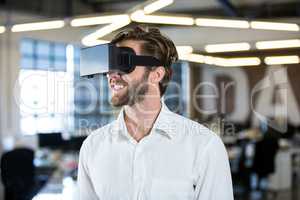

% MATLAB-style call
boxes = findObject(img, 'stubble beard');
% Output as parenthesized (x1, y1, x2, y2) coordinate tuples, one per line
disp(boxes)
(110, 71, 150, 107)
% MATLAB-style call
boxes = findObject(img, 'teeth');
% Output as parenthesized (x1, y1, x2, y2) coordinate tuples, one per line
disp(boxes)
(113, 84, 124, 90)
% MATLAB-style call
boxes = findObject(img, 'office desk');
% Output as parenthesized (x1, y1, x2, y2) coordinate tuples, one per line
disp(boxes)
(33, 151, 79, 200)
(33, 170, 79, 200)
(269, 147, 300, 190)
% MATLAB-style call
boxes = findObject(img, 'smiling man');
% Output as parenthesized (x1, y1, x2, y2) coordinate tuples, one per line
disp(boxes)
(78, 26, 234, 200)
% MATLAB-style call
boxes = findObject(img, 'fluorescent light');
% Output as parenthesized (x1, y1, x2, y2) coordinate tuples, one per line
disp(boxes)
(180, 53, 261, 67)
(195, 18, 250, 29)
(0, 26, 5, 34)
(81, 16, 130, 46)
(205, 42, 251, 53)
(81, 39, 110, 47)
(214, 57, 261, 67)
(204, 56, 217, 65)
(11, 20, 65, 32)
(264, 55, 299, 65)
(256, 39, 300, 49)
(176, 46, 193, 54)
(144, 0, 174, 14)
(71, 14, 129, 27)
(131, 10, 194, 25)
(87, 18, 130, 39)
(179, 53, 205, 63)
(250, 21, 299, 31)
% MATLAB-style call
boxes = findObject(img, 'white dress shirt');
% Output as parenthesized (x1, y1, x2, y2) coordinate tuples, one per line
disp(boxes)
(78, 103, 234, 200)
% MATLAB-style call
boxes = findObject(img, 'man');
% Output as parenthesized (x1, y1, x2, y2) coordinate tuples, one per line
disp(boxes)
(78, 26, 234, 200)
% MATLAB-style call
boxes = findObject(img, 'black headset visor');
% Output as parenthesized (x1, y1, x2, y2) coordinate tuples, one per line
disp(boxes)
(80, 43, 163, 77)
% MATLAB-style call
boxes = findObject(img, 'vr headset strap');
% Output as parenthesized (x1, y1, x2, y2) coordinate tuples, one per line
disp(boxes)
(129, 55, 163, 67)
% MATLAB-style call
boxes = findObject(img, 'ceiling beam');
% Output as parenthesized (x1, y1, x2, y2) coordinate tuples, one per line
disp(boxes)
(217, 0, 239, 17)
(169, 1, 300, 19)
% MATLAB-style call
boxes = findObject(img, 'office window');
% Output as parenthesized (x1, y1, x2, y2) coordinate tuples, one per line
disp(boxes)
(20, 38, 67, 71)
(164, 62, 189, 116)
(19, 39, 74, 135)
(73, 46, 115, 134)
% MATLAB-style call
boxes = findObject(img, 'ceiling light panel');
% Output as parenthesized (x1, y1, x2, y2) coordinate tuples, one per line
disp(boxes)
(131, 10, 194, 25)
(264, 55, 300, 65)
(205, 42, 251, 53)
(195, 18, 250, 29)
(0, 26, 5, 34)
(11, 20, 65, 32)
(250, 21, 299, 31)
(256, 39, 300, 49)
(71, 15, 129, 27)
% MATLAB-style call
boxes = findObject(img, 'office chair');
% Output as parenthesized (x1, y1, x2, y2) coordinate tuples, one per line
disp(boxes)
(1, 147, 36, 200)
(252, 133, 279, 199)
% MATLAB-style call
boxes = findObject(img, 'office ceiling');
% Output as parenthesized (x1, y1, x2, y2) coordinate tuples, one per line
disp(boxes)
(0, 0, 300, 19)
(0, 0, 299, 51)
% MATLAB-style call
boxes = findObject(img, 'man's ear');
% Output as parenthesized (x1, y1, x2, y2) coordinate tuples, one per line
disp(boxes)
(150, 66, 165, 83)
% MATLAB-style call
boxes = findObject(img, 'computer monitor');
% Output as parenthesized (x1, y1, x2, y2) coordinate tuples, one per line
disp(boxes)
(67, 136, 87, 151)
(37, 132, 65, 149)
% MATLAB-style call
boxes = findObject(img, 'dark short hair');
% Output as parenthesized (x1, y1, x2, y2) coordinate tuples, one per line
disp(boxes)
(111, 26, 178, 96)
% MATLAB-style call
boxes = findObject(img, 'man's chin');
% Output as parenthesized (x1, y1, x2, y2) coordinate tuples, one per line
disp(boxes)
(110, 96, 129, 107)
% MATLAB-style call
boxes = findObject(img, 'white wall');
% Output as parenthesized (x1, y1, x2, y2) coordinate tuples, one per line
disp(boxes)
(0, 29, 21, 149)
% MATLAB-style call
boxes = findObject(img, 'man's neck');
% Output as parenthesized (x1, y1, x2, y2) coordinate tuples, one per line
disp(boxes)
(124, 99, 162, 142)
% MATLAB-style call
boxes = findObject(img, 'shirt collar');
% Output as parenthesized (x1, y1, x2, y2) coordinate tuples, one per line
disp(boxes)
(151, 102, 176, 139)
(113, 102, 176, 140)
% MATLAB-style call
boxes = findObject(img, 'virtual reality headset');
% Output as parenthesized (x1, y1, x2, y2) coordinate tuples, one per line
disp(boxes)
(80, 43, 163, 77)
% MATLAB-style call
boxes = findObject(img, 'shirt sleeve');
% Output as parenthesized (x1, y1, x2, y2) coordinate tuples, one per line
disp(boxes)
(193, 135, 234, 200)
(77, 139, 99, 200)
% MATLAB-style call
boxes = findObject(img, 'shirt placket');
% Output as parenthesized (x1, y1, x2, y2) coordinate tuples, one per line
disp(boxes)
(132, 141, 148, 200)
